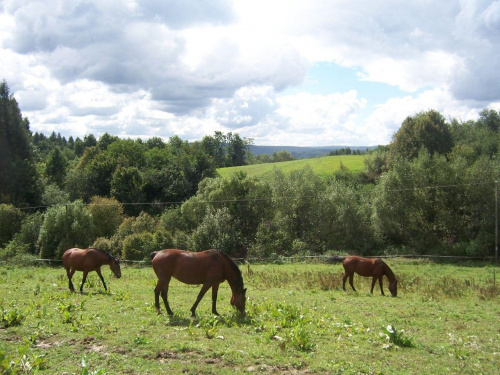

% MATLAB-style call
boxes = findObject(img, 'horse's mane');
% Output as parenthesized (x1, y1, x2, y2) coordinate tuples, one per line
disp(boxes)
(218, 251, 244, 291)
(88, 247, 116, 261)
(382, 261, 396, 281)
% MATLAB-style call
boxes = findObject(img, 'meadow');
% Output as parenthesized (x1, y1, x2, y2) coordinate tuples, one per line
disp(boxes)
(0, 259, 499, 374)
(217, 154, 366, 180)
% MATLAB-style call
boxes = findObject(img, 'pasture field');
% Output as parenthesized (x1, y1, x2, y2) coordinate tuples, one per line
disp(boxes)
(217, 154, 366, 180)
(1, 259, 499, 374)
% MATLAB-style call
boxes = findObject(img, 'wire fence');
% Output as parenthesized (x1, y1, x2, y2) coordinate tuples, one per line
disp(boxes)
(30, 253, 497, 267)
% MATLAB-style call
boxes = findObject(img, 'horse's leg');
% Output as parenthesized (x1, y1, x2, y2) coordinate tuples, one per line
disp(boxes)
(370, 277, 377, 294)
(154, 281, 162, 314)
(342, 273, 348, 291)
(80, 271, 88, 293)
(190, 283, 211, 317)
(66, 268, 76, 292)
(211, 283, 220, 316)
(348, 274, 356, 292)
(157, 278, 173, 315)
(96, 268, 107, 291)
(378, 276, 385, 295)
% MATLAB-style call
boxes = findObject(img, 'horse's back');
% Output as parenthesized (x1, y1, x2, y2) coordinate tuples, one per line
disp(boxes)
(62, 248, 100, 271)
(62, 248, 83, 266)
(152, 249, 224, 284)
(343, 256, 384, 277)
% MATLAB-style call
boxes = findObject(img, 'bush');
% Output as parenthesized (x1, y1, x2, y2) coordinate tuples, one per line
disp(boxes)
(188, 207, 241, 256)
(17, 211, 44, 254)
(87, 196, 124, 238)
(0, 204, 23, 247)
(122, 232, 156, 261)
(250, 221, 293, 259)
(38, 202, 95, 259)
(91, 237, 119, 257)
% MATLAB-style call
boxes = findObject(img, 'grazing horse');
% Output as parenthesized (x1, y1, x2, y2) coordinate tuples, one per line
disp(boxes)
(62, 248, 121, 292)
(151, 249, 247, 317)
(334, 256, 398, 297)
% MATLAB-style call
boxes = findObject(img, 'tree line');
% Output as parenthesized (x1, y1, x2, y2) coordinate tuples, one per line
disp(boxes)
(1, 80, 499, 262)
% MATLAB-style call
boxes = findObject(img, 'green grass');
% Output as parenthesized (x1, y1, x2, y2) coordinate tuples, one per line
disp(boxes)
(0, 259, 499, 374)
(217, 154, 366, 180)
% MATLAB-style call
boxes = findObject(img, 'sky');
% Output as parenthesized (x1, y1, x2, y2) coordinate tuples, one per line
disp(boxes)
(1, 0, 500, 147)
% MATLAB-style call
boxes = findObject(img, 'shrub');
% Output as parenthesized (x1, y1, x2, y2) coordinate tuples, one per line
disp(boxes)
(38, 202, 95, 259)
(0, 204, 23, 247)
(122, 232, 156, 261)
(87, 196, 124, 238)
(91, 237, 118, 257)
(188, 207, 241, 255)
(250, 221, 293, 259)
(18, 211, 44, 254)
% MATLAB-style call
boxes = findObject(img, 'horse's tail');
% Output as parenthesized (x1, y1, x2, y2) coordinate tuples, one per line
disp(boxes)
(150, 251, 158, 260)
(325, 256, 345, 264)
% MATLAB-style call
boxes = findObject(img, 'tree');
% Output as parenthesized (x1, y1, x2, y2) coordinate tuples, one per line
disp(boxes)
(45, 147, 68, 188)
(110, 167, 144, 215)
(388, 110, 453, 165)
(0, 81, 41, 206)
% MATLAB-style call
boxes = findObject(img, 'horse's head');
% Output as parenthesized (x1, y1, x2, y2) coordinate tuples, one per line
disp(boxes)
(110, 257, 122, 278)
(389, 280, 397, 297)
(231, 288, 247, 315)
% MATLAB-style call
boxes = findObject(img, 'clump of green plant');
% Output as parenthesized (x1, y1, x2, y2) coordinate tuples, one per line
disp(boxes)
(1, 307, 25, 328)
(0, 345, 47, 374)
(381, 325, 415, 348)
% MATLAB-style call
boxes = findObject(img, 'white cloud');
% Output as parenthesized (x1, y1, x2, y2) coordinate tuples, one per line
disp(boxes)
(1, 0, 499, 146)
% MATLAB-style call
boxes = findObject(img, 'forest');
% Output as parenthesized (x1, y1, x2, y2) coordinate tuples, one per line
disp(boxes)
(1, 80, 499, 262)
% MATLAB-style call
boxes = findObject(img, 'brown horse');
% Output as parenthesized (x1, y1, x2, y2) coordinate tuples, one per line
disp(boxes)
(151, 249, 246, 317)
(62, 248, 121, 292)
(335, 256, 398, 297)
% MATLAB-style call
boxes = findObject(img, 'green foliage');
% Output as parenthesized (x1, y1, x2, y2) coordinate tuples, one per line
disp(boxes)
(1, 307, 25, 328)
(87, 196, 124, 238)
(381, 325, 415, 348)
(41, 183, 70, 206)
(251, 220, 293, 258)
(45, 146, 68, 188)
(189, 207, 242, 255)
(38, 202, 95, 259)
(17, 212, 44, 254)
(0, 204, 23, 247)
(388, 109, 454, 164)
(0, 345, 46, 374)
(121, 232, 156, 261)
(0, 81, 41, 207)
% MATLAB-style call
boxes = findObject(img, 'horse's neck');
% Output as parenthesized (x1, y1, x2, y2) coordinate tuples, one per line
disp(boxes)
(222, 258, 242, 294)
(383, 263, 396, 282)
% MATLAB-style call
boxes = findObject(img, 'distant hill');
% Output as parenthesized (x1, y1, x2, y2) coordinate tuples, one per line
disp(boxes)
(249, 145, 378, 159)
(218, 154, 366, 181)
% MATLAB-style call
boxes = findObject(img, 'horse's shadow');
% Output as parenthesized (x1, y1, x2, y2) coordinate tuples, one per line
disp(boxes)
(163, 315, 193, 327)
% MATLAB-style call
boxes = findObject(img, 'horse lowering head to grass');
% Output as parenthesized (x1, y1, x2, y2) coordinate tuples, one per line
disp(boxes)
(334, 256, 398, 297)
(151, 249, 246, 317)
(62, 248, 121, 292)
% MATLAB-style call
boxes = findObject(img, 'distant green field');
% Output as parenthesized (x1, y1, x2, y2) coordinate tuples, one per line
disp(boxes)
(217, 154, 366, 180)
